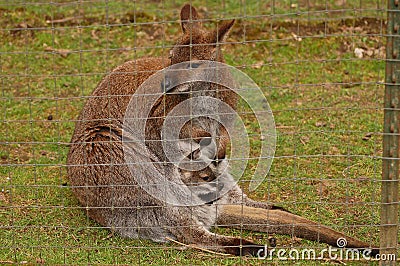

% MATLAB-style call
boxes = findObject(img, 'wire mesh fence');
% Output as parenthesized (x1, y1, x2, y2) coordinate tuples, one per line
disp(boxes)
(0, 0, 398, 264)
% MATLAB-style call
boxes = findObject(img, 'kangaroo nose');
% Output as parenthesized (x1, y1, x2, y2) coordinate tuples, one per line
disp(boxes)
(161, 77, 172, 93)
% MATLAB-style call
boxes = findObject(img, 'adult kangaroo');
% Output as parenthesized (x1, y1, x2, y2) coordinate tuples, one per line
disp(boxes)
(67, 4, 378, 256)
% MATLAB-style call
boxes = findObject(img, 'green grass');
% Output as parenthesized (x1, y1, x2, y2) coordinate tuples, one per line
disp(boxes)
(0, 0, 393, 265)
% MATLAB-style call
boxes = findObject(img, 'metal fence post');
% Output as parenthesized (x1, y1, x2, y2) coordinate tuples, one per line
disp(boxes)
(381, 0, 400, 264)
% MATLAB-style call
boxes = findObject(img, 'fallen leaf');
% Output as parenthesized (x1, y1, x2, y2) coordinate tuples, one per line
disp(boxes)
(16, 22, 31, 29)
(329, 146, 339, 155)
(11, 23, 34, 37)
(362, 132, 373, 141)
(291, 236, 303, 244)
(0, 192, 8, 203)
(319, 180, 335, 197)
(252, 61, 264, 69)
(36, 258, 45, 264)
(46, 16, 78, 24)
(300, 136, 310, 145)
(291, 32, 302, 42)
(91, 29, 99, 40)
(44, 47, 72, 58)
(355, 176, 369, 182)
(335, 0, 347, 5)
(354, 48, 364, 58)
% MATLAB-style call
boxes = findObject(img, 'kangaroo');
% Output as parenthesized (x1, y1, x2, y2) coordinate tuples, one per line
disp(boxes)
(67, 4, 378, 256)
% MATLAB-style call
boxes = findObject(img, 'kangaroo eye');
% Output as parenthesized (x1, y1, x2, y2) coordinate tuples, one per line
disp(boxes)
(212, 159, 222, 166)
(189, 62, 201, 69)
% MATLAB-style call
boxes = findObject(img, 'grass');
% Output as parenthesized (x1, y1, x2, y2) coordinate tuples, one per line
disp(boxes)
(0, 0, 393, 265)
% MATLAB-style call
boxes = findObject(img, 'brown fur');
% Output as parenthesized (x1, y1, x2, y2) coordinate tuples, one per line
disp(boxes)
(67, 4, 378, 256)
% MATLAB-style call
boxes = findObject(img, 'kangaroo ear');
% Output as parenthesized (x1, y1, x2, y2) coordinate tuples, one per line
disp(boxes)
(180, 4, 201, 33)
(210, 19, 235, 45)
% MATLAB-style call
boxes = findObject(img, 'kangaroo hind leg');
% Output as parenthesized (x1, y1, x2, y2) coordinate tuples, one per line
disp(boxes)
(216, 205, 379, 256)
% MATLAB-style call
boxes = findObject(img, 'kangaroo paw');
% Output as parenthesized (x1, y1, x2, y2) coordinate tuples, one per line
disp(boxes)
(223, 238, 265, 257)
